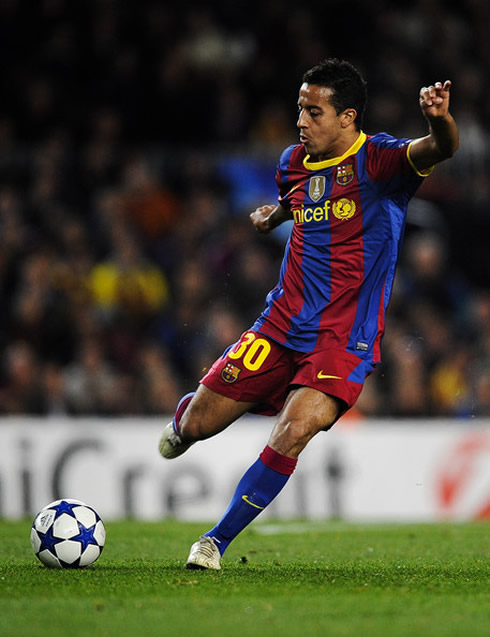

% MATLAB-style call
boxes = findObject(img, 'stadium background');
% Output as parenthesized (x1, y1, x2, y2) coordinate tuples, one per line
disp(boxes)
(0, 0, 488, 421)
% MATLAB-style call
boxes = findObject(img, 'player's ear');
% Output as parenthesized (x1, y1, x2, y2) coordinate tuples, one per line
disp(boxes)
(340, 109, 357, 128)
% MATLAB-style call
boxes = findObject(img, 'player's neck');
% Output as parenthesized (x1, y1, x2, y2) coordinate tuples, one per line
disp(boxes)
(313, 130, 361, 162)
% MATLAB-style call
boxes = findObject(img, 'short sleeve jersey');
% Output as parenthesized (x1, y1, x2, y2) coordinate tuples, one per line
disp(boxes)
(252, 132, 430, 364)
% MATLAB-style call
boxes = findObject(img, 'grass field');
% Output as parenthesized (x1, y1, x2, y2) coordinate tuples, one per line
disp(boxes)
(0, 519, 488, 636)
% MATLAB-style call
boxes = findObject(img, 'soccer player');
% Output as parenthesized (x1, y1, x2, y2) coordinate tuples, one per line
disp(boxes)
(159, 59, 459, 569)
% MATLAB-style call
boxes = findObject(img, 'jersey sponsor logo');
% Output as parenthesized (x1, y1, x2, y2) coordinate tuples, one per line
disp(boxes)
(332, 198, 356, 220)
(292, 198, 356, 224)
(292, 200, 330, 224)
(242, 495, 265, 510)
(336, 163, 354, 185)
(317, 371, 343, 380)
(221, 362, 241, 383)
(308, 175, 326, 202)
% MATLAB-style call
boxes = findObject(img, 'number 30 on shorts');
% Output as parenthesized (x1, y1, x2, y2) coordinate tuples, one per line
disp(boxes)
(228, 332, 271, 371)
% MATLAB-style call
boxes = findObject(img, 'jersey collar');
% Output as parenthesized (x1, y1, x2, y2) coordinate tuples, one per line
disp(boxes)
(303, 131, 367, 170)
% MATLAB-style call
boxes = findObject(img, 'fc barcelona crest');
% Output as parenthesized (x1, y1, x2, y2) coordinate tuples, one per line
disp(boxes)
(221, 362, 241, 383)
(308, 176, 325, 202)
(336, 164, 354, 186)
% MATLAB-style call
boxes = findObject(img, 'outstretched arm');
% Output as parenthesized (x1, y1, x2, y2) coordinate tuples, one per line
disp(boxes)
(250, 203, 293, 233)
(409, 80, 459, 172)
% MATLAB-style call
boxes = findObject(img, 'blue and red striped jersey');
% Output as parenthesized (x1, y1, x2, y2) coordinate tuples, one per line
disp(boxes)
(252, 131, 430, 364)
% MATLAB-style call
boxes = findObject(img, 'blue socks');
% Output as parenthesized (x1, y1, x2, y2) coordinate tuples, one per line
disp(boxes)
(204, 445, 297, 555)
(172, 392, 299, 556)
(173, 392, 195, 435)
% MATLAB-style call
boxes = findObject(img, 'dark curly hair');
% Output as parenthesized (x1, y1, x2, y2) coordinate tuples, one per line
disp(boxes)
(302, 58, 367, 131)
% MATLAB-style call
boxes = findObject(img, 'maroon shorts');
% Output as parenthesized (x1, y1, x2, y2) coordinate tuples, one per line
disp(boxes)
(200, 330, 375, 416)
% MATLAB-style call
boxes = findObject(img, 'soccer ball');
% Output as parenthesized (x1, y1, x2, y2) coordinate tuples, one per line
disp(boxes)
(30, 498, 106, 568)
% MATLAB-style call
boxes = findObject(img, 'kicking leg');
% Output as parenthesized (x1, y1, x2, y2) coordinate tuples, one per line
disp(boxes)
(159, 385, 254, 459)
(186, 387, 341, 569)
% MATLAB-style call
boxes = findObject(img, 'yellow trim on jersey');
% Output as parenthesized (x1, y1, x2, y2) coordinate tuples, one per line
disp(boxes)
(303, 131, 367, 170)
(407, 141, 435, 177)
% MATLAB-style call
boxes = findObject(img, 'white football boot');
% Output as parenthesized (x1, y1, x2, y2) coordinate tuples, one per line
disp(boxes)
(158, 422, 195, 459)
(158, 392, 195, 459)
(186, 536, 222, 570)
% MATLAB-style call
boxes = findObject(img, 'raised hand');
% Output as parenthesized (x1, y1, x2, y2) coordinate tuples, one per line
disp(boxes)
(419, 80, 452, 120)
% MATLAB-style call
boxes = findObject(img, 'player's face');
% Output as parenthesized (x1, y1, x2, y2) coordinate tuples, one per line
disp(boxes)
(297, 83, 348, 161)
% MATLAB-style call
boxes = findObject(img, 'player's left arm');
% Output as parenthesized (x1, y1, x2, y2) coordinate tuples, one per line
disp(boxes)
(408, 80, 459, 173)
(250, 203, 292, 234)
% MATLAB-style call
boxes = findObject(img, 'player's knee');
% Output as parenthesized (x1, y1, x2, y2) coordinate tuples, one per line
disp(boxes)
(270, 417, 326, 457)
(290, 419, 322, 445)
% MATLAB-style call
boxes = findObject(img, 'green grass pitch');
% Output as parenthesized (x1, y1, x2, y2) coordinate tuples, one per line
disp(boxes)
(0, 519, 488, 636)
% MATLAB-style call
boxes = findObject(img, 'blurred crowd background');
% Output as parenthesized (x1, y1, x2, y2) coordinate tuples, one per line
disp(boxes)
(0, 0, 488, 418)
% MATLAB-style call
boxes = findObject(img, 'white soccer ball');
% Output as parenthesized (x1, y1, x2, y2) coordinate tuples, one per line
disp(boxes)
(30, 498, 106, 568)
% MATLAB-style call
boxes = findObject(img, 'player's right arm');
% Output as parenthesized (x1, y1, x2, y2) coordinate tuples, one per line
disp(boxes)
(250, 203, 292, 234)
(408, 80, 459, 172)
